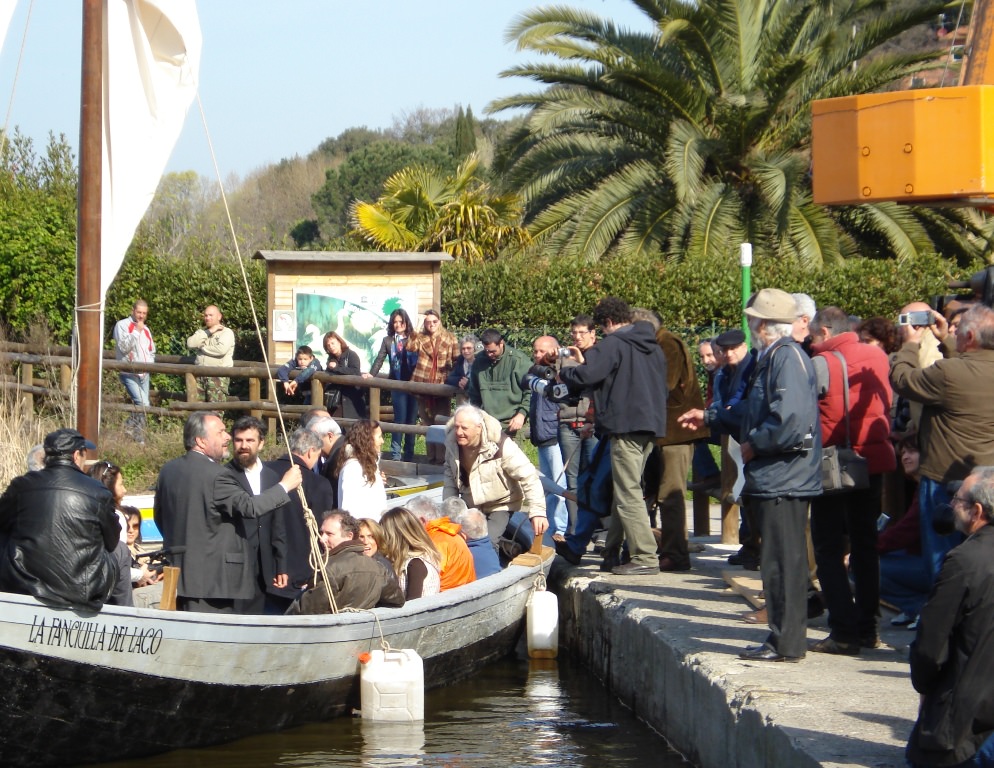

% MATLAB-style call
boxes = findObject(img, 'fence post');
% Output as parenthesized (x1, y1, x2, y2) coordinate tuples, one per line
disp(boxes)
(249, 376, 261, 419)
(19, 362, 33, 410)
(185, 372, 198, 402)
(369, 386, 381, 421)
(60, 363, 72, 396)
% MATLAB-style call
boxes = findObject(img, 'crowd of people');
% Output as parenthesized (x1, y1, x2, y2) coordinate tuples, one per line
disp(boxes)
(5, 289, 994, 766)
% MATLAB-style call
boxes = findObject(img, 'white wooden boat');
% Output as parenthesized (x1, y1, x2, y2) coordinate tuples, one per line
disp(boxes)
(0, 547, 552, 766)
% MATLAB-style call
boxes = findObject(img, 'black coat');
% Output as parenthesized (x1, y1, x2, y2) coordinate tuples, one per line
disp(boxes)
(225, 460, 286, 596)
(0, 457, 119, 610)
(265, 454, 336, 595)
(154, 451, 291, 601)
(558, 321, 668, 439)
(908, 524, 994, 766)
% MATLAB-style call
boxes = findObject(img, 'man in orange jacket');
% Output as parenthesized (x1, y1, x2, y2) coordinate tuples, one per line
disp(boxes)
(405, 496, 476, 591)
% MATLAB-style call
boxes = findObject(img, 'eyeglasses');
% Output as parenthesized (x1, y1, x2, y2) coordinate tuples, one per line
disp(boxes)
(951, 495, 972, 509)
(570, 329, 593, 336)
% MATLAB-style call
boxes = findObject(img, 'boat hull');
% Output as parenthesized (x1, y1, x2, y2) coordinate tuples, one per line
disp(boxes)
(0, 558, 545, 766)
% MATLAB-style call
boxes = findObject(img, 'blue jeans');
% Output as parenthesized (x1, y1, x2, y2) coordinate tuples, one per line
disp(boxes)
(537, 443, 568, 536)
(390, 390, 416, 461)
(919, 477, 964, 587)
(692, 439, 719, 479)
(880, 550, 930, 618)
(120, 373, 149, 437)
(558, 422, 597, 533)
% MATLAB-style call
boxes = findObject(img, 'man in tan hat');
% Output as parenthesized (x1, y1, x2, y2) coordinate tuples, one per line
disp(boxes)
(737, 288, 822, 662)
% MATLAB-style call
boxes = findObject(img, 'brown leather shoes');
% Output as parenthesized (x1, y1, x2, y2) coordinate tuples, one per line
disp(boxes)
(740, 607, 768, 624)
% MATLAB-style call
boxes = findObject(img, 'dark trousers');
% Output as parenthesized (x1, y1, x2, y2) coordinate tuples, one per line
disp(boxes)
(178, 596, 236, 613)
(754, 495, 809, 658)
(810, 476, 882, 643)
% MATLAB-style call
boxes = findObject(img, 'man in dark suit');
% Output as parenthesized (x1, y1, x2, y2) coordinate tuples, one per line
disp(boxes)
(226, 416, 286, 615)
(307, 415, 344, 504)
(154, 412, 302, 614)
(266, 427, 336, 612)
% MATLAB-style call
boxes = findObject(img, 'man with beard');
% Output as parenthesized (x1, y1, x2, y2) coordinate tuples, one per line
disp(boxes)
(154, 413, 302, 613)
(226, 416, 286, 615)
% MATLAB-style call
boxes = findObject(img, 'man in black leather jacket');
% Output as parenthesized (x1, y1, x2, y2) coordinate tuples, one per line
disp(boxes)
(0, 428, 119, 610)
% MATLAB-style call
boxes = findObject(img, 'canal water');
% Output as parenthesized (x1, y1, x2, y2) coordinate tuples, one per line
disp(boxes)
(103, 655, 689, 767)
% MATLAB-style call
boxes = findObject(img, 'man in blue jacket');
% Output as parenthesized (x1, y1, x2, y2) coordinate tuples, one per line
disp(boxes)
(737, 289, 822, 662)
(558, 297, 668, 576)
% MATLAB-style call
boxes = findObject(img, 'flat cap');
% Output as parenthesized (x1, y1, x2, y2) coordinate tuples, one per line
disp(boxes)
(43, 428, 96, 456)
(714, 329, 746, 347)
(744, 288, 798, 324)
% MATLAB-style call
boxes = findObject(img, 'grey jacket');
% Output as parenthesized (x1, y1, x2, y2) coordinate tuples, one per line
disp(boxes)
(741, 337, 822, 498)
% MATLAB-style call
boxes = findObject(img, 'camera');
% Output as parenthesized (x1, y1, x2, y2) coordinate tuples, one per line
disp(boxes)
(522, 365, 557, 396)
(547, 382, 580, 405)
(558, 348, 573, 358)
(897, 310, 934, 326)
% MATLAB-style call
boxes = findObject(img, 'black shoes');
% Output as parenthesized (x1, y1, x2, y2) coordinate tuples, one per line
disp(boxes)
(658, 556, 691, 572)
(738, 643, 804, 663)
(809, 637, 860, 655)
(554, 540, 582, 566)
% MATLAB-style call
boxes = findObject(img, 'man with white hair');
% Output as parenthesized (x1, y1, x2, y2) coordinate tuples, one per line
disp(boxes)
(737, 289, 822, 662)
(448, 499, 502, 579)
(406, 494, 475, 590)
(792, 293, 817, 353)
(307, 414, 344, 500)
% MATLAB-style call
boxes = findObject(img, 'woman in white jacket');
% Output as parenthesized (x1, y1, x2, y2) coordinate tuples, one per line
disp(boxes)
(336, 419, 388, 521)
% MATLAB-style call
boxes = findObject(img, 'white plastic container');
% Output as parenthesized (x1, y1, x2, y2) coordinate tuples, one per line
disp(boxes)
(359, 649, 425, 721)
(527, 589, 559, 659)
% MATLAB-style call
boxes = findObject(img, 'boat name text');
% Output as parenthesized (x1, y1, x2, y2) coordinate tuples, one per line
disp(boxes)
(28, 615, 162, 654)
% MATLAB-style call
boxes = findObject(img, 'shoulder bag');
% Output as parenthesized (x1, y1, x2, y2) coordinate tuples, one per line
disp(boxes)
(820, 350, 870, 494)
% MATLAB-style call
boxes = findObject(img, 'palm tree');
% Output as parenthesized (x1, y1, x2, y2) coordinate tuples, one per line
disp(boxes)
(491, 0, 988, 266)
(349, 153, 531, 262)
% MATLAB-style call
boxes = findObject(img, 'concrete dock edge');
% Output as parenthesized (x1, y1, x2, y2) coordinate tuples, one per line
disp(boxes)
(549, 543, 920, 768)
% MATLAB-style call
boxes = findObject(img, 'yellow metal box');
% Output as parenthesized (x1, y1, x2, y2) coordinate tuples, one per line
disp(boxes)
(812, 85, 994, 206)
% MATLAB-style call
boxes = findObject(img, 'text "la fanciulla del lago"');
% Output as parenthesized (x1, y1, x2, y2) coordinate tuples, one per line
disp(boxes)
(28, 615, 162, 655)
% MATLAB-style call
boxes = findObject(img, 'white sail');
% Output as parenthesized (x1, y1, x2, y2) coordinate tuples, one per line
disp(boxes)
(101, 0, 201, 299)
(0, 2, 15, 55)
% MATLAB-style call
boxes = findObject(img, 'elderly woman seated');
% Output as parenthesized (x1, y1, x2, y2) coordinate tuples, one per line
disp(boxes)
(442, 404, 548, 549)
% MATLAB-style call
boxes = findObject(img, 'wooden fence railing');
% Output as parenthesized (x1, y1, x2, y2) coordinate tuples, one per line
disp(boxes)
(0, 341, 459, 438)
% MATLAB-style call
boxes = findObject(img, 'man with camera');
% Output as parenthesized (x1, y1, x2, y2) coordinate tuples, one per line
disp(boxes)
(557, 297, 668, 576)
(890, 303, 994, 589)
(524, 335, 569, 538)
(906, 466, 994, 768)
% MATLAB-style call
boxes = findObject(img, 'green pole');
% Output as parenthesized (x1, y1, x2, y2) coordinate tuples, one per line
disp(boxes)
(740, 243, 752, 344)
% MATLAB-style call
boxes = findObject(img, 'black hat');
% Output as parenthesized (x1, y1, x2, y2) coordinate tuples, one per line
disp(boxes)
(714, 329, 746, 348)
(43, 428, 96, 457)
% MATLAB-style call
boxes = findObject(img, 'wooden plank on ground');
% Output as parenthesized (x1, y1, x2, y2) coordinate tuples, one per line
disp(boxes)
(722, 570, 764, 608)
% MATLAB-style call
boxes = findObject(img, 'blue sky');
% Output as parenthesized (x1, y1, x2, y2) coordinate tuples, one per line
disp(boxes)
(0, 0, 651, 180)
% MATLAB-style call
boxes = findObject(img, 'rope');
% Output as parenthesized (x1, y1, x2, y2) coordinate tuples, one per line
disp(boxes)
(0, 0, 34, 162)
(195, 92, 338, 614)
(941, 0, 970, 87)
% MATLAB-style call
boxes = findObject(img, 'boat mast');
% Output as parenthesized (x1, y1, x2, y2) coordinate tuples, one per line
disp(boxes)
(77, 0, 102, 451)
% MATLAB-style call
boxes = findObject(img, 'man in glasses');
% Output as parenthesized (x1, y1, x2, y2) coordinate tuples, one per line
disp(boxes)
(907, 466, 994, 767)
(557, 315, 599, 529)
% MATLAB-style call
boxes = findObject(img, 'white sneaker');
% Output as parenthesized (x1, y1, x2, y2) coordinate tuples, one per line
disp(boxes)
(907, 616, 920, 631)
(890, 612, 914, 626)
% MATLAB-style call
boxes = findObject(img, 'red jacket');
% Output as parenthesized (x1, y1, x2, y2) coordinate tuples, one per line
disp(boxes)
(812, 332, 896, 474)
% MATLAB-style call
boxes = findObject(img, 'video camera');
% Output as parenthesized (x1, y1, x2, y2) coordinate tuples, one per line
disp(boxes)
(932, 265, 994, 314)
(522, 365, 581, 406)
(134, 545, 185, 574)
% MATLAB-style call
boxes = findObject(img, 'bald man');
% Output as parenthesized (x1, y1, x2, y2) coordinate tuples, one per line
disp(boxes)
(187, 305, 236, 402)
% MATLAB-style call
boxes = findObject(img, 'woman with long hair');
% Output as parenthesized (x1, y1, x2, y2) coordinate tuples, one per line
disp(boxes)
(121, 505, 157, 587)
(411, 309, 460, 464)
(378, 507, 441, 599)
(335, 419, 388, 520)
(322, 330, 368, 418)
(364, 308, 418, 461)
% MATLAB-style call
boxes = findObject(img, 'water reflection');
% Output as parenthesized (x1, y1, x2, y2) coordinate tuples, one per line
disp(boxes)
(101, 657, 687, 768)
